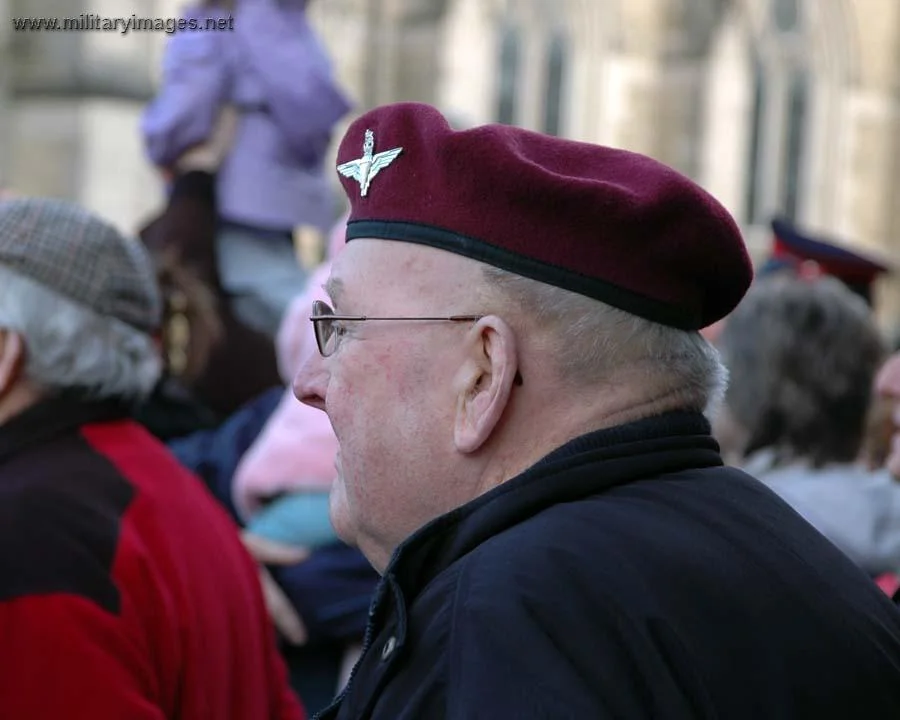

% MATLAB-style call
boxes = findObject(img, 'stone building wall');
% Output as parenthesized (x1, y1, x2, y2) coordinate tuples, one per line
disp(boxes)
(313, 0, 900, 328)
(2, 0, 899, 328)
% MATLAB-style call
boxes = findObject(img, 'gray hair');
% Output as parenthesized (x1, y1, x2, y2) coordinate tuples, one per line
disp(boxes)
(478, 266, 728, 414)
(0, 265, 162, 401)
(717, 274, 885, 466)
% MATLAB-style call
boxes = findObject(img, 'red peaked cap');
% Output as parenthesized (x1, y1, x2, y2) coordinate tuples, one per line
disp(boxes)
(767, 217, 891, 289)
(335, 102, 753, 330)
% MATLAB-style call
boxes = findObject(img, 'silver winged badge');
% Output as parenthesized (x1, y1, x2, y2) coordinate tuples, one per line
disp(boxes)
(336, 129, 403, 197)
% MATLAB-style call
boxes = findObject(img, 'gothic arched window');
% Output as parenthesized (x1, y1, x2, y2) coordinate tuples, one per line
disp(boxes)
(773, 0, 799, 31)
(744, 0, 809, 224)
(542, 29, 568, 136)
(782, 67, 808, 220)
(496, 24, 521, 125)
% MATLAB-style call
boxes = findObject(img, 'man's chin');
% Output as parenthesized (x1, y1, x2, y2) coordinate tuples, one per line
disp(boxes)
(328, 482, 357, 546)
(886, 436, 900, 480)
(888, 457, 900, 481)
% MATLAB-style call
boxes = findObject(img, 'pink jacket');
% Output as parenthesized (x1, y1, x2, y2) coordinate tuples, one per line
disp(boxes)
(232, 215, 347, 519)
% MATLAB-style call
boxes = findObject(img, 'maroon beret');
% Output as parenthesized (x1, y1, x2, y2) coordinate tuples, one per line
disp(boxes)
(335, 102, 752, 330)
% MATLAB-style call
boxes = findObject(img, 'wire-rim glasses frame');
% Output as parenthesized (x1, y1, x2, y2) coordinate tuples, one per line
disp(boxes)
(309, 299, 483, 357)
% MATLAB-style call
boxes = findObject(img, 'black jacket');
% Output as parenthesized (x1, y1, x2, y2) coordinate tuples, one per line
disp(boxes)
(140, 170, 282, 418)
(318, 411, 900, 719)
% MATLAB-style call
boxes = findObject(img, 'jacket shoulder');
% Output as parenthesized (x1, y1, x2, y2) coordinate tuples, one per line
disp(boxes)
(444, 530, 665, 719)
(0, 430, 135, 612)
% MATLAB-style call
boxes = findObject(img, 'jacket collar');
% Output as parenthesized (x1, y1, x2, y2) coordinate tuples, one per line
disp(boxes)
(387, 410, 723, 597)
(0, 393, 131, 464)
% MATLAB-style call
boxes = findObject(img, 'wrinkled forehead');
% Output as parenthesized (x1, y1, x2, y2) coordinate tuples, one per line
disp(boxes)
(329, 238, 482, 306)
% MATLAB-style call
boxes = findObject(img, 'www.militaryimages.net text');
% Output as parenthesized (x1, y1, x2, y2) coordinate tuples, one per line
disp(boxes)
(10, 14, 234, 35)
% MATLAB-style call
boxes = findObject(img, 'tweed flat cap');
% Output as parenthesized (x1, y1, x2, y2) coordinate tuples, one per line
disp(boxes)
(335, 102, 753, 330)
(0, 197, 161, 332)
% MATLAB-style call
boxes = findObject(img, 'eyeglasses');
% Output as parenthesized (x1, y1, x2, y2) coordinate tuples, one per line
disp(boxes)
(309, 299, 483, 357)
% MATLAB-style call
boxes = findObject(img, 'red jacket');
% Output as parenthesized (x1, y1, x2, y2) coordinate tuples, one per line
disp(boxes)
(0, 396, 306, 720)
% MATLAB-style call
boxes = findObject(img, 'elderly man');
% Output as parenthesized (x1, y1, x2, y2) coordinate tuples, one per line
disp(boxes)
(294, 103, 900, 719)
(0, 198, 305, 719)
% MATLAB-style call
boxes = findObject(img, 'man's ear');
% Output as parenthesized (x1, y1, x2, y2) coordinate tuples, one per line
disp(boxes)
(454, 317, 519, 454)
(0, 331, 25, 395)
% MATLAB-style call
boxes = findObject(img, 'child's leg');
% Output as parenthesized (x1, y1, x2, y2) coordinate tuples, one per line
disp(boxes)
(217, 223, 309, 337)
(246, 491, 336, 548)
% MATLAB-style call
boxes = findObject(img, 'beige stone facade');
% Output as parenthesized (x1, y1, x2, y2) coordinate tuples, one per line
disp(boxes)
(311, 0, 900, 329)
(1, 0, 899, 327)
(0, 0, 181, 231)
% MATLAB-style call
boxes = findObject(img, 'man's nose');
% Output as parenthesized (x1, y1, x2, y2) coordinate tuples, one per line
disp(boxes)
(293, 350, 328, 411)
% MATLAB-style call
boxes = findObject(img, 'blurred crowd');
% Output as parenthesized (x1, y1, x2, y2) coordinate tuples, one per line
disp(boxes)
(708, 220, 900, 592)
(0, 0, 371, 716)
(3, 0, 900, 717)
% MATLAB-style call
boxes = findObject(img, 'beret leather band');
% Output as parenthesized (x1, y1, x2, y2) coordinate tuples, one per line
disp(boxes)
(347, 218, 706, 330)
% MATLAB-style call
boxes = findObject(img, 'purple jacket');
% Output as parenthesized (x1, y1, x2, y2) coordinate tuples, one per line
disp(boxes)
(141, 0, 352, 232)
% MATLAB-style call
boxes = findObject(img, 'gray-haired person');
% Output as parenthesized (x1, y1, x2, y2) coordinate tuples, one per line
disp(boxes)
(715, 273, 900, 576)
(0, 197, 304, 718)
